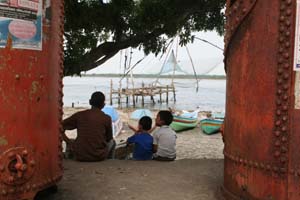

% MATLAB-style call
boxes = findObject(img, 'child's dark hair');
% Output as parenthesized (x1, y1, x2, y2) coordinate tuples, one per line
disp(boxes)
(139, 116, 152, 131)
(158, 110, 173, 125)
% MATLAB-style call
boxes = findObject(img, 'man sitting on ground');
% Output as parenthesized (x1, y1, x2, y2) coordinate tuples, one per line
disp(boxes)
(152, 110, 177, 161)
(62, 91, 115, 161)
(126, 116, 154, 160)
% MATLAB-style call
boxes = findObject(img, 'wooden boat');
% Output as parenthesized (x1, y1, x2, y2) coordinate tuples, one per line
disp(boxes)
(130, 109, 153, 120)
(200, 118, 223, 135)
(170, 114, 199, 132)
(212, 112, 225, 120)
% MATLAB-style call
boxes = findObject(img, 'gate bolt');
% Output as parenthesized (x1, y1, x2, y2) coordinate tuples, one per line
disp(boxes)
(8, 176, 14, 183)
(22, 150, 28, 156)
(26, 185, 31, 191)
(1, 190, 7, 196)
(29, 160, 36, 167)
(8, 188, 15, 194)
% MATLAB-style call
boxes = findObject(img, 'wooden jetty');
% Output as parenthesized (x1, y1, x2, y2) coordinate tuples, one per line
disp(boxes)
(110, 80, 176, 107)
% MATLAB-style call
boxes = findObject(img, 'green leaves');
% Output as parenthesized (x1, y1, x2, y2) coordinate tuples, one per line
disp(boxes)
(63, 0, 226, 75)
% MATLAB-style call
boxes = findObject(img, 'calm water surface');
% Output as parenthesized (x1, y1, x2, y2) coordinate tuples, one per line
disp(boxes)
(63, 77, 226, 112)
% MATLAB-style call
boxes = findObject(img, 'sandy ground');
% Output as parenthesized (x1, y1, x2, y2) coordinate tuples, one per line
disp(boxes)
(62, 107, 224, 160)
(37, 159, 224, 200)
(36, 107, 225, 200)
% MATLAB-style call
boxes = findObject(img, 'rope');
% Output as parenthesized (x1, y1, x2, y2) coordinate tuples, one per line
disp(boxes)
(119, 56, 147, 82)
(185, 45, 199, 92)
(194, 36, 224, 51)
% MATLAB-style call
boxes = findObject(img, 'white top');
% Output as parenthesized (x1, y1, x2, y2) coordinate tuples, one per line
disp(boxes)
(153, 125, 176, 158)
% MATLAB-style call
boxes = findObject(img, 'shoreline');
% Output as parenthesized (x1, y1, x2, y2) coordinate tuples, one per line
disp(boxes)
(78, 73, 226, 80)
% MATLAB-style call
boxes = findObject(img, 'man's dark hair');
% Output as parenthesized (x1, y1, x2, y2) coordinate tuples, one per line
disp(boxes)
(158, 110, 173, 125)
(139, 116, 152, 131)
(89, 92, 105, 108)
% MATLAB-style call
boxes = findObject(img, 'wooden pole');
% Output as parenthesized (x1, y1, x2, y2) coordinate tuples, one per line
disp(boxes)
(110, 79, 113, 105)
(132, 89, 136, 107)
(126, 90, 129, 106)
(166, 85, 169, 104)
(151, 95, 155, 104)
(172, 83, 176, 102)
(159, 88, 162, 103)
(142, 82, 145, 107)
(118, 81, 121, 106)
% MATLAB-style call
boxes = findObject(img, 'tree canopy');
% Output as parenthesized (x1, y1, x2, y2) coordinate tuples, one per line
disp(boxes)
(64, 0, 226, 76)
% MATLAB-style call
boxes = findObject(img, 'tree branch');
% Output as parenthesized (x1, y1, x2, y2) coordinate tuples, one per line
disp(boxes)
(64, 28, 167, 76)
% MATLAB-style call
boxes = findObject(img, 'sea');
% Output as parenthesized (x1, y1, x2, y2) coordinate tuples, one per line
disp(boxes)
(63, 77, 226, 112)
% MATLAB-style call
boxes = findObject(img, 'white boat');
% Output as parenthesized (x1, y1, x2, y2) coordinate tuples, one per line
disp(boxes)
(130, 109, 153, 120)
(102, 105, 123, 138)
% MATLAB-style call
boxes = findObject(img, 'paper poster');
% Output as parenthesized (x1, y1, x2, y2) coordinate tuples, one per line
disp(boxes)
(0, 0, 42, 50)
(295, 72, 300, 109)
(294, 0, 300, 71)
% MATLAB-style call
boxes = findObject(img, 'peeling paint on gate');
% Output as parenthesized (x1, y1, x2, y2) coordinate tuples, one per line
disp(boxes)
(30, 81, 40, 100)
(0, 136, 8, 146)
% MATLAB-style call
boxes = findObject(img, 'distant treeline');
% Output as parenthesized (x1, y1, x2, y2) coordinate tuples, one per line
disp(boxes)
(81, 73, 226, 79)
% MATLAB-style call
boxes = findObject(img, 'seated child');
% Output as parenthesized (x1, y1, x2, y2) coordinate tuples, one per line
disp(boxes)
(153, 110, 176, 161)
(127, 116, 154, 160)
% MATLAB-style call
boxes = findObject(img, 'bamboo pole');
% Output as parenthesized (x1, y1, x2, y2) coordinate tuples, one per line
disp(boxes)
(166, 85, 169, 104)
(126, 89, 129, 106)
(132, 89, 136, 107)
(118, 81, 121, 106)
(110, 79, 113, 105)
(185, 46, 199, 91)
(142, 82, 145, 107)
(172, 83, 176, 102)
(159, 88, 162, 103)
(150, 95, 155, 104)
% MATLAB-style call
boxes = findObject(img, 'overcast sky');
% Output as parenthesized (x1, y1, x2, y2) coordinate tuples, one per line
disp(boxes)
(87, 31, 225, 75)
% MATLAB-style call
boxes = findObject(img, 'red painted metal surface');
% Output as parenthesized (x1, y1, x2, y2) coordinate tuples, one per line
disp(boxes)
(0, 1, 64, 199)
(223, 0, 300, 199)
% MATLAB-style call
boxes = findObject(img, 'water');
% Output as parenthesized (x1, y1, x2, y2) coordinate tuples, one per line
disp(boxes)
(63, 77, 226, 112)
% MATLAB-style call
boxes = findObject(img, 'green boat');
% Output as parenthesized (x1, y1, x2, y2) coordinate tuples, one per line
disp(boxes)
(200, 119, 224, 135)
(170, 115, 199, 132)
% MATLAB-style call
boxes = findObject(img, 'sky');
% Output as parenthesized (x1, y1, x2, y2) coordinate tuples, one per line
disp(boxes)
(87, 31, 225, 76)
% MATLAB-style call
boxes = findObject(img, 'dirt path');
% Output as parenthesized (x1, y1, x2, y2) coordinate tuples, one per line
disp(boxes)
(51, 107, 225, 200)
(37, 159, 224, 200)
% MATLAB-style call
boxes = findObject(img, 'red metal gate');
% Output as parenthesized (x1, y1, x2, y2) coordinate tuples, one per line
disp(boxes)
(0, 1, 64, 199)
(224, 0, 300, 199)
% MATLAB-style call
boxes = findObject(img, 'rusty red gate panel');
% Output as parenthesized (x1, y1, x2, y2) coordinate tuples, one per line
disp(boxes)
(0, 1, 64, 199)
(223, 0, 300, 199)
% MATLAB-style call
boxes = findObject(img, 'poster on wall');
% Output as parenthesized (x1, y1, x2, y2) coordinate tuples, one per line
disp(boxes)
(295, 72, 300, 109)
(294, 0, 300, 71)
(0, 0, 42, 50)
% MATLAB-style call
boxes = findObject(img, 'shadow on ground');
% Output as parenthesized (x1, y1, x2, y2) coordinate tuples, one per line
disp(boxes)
(36, 159, 224, 200)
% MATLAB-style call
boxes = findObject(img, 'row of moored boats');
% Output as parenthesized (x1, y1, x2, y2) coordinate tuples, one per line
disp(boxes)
(101, 106, 224, 137)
